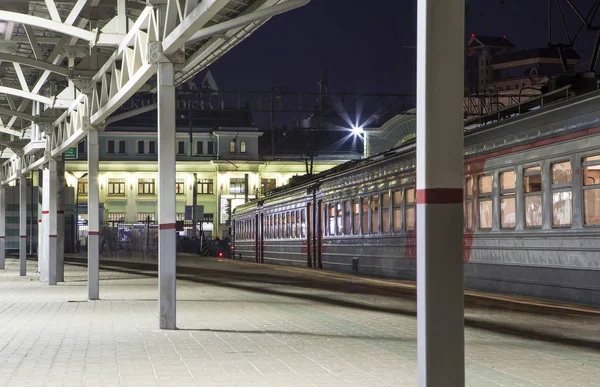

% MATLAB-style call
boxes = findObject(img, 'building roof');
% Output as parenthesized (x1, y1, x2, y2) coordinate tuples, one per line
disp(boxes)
(490, 47, 581, 65)
(468, 35, 515, 48)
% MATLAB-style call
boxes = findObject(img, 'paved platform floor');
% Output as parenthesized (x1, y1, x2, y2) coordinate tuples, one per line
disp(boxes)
(1, 256, 600, 387)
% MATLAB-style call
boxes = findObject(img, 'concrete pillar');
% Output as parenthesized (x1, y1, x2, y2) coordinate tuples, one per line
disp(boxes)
(0, 186, 5, 270)
(416, 0, 465, 386)
(158, 61, 177, 329)
(42, 159, 58, 285)
(57, 157, 65, 282)
(88, 129, 100, 300)
(37, 170, 43, 275)
(19, 175, 27, 276)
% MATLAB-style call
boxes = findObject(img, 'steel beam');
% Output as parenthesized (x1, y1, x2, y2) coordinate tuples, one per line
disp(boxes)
(416, 0, 465, 386)
(0, 11, 96, 42)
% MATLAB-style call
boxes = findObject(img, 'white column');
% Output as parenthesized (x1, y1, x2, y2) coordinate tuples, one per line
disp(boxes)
(37, 171, 44, 276)
(19, 175, 27, 276)
(57, 158, 65, 282)
(158, 61, 177, 329)
(416, 0, 465, 386)
(0, 186, 5, 270)
(43, 159, 58, 285)
(88, 129, 100, 300)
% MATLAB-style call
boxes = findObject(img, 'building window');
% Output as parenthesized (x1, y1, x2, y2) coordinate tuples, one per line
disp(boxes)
(137, 213, 155, 223)
(108, 178, 126, 195)
(240, 141, 247, 153)
(583, 156, 600, 225)
(405, 188, 415, 231)
(229, 140, 236, 153)
(177, 141, 186, 155)
(176, 213, 185, 221)
(552, 161, 572, 226)
(138, 178, 155, 195)
(137, 140, 145, 154)
(107, 140, 115, 154)
(261, 178, 276, 195)
(500, 170, 516, 228)
(78, 139, 86, 155)
(465, 177, 473, 230)
(524, 166, 542, 227)
(197, 179, 213, 194)
(229, 178, 245, 194)
(118, 140, 126, 154)
(175, 180, 185, 195)
(77, 179, 88, 195)
(392, 190, 402, 232)
(107, 212, 125, 224)
(196, 141, 203, 155)
(478, 175, 492, 229)
(207, 141, 214, 154)
(149, 141, 156, 154)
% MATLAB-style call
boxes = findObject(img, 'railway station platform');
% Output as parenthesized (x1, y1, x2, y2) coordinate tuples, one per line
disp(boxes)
(1, 255, 599, 387)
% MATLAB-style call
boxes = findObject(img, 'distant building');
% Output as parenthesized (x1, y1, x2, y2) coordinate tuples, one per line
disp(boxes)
(464, 34, 580, 120)
(466, 35, 580, 94)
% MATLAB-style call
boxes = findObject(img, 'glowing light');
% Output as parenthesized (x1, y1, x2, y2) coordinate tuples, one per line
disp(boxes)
(218, 252, 223, 257)
(352, 126, 364, 135)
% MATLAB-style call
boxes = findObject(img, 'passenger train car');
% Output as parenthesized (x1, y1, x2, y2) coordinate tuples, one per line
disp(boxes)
(233, 88, 600, 306)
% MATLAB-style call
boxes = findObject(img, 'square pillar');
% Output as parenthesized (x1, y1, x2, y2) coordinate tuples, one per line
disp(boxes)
(19, 175, 27, 276)
(57, 157, 65, 282)
(158, 61, 177, 329)
(0, 186, 5, 270)
(88, 129, 100, 300)
(416, 0, 465, 386)
(42, 159, 58, 285)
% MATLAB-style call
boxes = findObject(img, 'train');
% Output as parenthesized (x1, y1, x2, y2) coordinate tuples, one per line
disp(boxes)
(232, 87, 600, 307)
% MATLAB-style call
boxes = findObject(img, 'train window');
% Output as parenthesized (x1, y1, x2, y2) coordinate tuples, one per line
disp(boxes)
(371, 195, 380, 234)
(478, 175, 493, 229)
(406, 187, 415, 231)
(301, 210, 306, 238)
(465, 177, 473, 230)
(552, 161, 572, 185)
(393, 191, 403, 232)
(329, 204, 336, 236)
(382, 193, 390, 233)
(551, 161, 572, 226)
(291, 212, 296, 238)
(583, 156, 600, 225)
(500, 170, 516, 228)
(344, 201, 351, 235)
(336, 203, 343, 235)
(362, 198, 369, 234)
(286, 212, 291, 238)
(524, 167, 542, 227)
(353, 200, 360, 235)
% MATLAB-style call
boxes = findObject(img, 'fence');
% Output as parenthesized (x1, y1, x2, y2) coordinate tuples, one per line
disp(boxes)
(97, 221, 226, 259)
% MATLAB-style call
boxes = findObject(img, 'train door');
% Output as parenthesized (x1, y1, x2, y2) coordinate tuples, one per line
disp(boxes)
(260, 212, 265, 263)
(317, 200, 323, 268)
(255, 214, 259, 263)
(307, 203, 312, 267)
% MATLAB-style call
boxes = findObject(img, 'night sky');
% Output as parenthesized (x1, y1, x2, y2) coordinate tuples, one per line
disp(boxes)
(207, 0, 600, 95)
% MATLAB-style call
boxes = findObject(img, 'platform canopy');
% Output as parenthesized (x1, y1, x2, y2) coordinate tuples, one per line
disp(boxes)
(0, 0, 308, 184)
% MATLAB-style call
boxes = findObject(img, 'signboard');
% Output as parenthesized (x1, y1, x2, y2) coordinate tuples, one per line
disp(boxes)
(184, 205, 204, 221)
(64, 147, 78, 159)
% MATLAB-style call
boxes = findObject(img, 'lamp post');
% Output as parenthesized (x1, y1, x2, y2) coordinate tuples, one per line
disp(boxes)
(68, 171, 88, 252)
